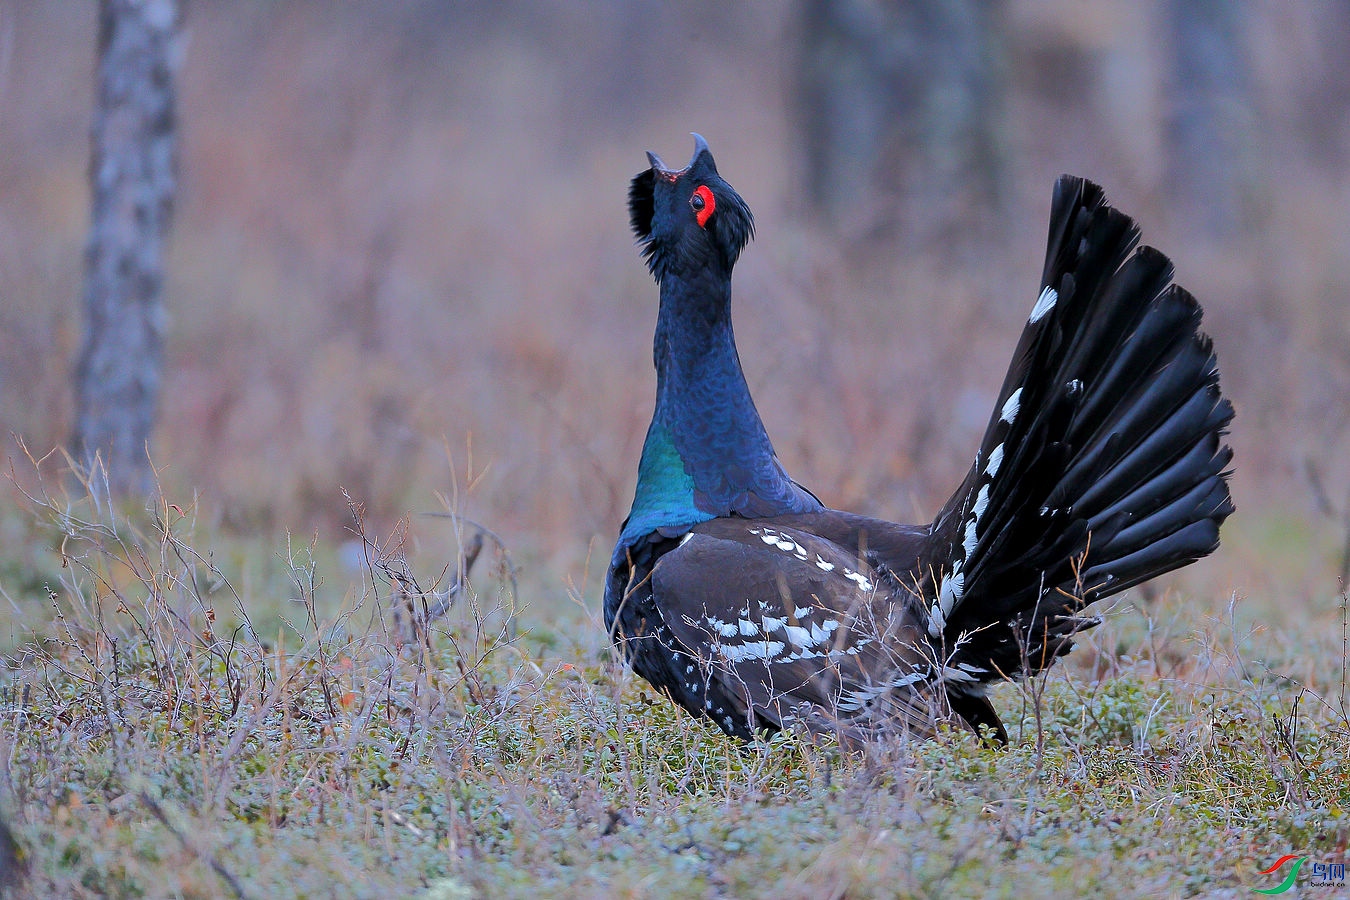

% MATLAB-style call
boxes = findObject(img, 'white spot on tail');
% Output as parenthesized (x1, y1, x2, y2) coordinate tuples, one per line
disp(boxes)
(927, 602, 947, 637)
(1000, 388, 1022, 424)
(962, 518, 978, 559)
(985, 444, 1004, 478)
(940, 571, 964, 612)
(1029, 286, 1058, 323)
(929, 569, 965, 637)
(1067, 378, 1083, 396)
(972, 484, 990, 523)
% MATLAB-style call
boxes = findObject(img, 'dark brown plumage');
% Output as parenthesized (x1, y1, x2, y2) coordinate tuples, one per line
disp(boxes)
(605, 135, 1233, 744)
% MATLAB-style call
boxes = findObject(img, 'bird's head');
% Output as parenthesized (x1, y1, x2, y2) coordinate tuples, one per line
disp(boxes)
(629, 134, 755, 284)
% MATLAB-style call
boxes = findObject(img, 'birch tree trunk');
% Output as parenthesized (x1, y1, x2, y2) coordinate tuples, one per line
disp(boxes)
(1165, 0, 1260, 239)
(71, 0, 180, 500)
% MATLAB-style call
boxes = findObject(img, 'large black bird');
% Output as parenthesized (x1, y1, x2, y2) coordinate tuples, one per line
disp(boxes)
(604, 135, 1233, 743)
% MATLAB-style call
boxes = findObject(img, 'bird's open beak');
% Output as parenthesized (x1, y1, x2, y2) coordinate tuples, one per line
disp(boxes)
(647, 133, 709, 180)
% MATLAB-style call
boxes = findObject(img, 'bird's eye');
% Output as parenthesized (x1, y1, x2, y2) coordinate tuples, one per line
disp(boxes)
(691, 185, 716, 227)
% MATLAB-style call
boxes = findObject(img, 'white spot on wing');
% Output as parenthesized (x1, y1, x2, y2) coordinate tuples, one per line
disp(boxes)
(843, 570, 874, 592)
(719, 639, 786, 663)
(678, 532, 695, 547)
(941, 665, 978, 683)
(1029, 285, 1058, 323)
(815, 555, 836, 572)
(705, 616, 741, 638)
(738, 618, 759, 637)
(838, 683, 888, 712)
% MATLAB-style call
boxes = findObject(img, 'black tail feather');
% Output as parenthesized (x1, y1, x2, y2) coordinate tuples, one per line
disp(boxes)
(1086, 440, 1233, 538)
(1072, 386, 1229, 519)
(927, 175, 1234, 686)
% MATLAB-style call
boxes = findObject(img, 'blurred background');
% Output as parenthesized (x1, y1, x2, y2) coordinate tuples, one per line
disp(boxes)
(2, 0, 1348, 626)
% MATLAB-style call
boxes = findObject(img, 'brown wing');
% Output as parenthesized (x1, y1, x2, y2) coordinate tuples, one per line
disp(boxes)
(650, 516, 953, 740)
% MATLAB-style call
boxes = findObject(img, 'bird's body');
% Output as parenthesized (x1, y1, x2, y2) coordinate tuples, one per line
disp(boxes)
(605, 135, 1233, 743)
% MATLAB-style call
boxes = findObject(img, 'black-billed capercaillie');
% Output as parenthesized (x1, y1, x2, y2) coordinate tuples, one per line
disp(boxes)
(604, 134, 1234, 744)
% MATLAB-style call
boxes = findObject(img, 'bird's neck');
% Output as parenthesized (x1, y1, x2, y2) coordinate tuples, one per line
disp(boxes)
(621, 271, 814, 543)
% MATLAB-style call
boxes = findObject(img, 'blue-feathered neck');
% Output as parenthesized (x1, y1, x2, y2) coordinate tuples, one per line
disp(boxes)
(619, 271, 820, 545)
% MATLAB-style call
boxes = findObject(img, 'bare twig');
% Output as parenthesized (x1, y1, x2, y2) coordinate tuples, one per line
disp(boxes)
(138, 790, 250, 900)
(1304, 457, 1350, 586)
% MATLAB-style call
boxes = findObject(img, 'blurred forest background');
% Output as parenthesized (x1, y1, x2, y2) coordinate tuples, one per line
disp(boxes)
(2, 0, 1349, 624)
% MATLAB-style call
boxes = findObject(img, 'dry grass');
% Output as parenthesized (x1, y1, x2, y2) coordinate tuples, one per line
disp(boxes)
(0, 452, 1346, 898)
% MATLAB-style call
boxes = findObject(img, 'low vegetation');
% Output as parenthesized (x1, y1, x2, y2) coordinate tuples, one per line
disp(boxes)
(0, 460, 1347, 898)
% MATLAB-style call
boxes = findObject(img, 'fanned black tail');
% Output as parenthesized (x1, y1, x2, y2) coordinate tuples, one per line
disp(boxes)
(926, 175, 1234, 684)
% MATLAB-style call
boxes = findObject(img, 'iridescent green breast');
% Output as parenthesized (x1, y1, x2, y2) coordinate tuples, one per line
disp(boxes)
(620, 422, 711, 543)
